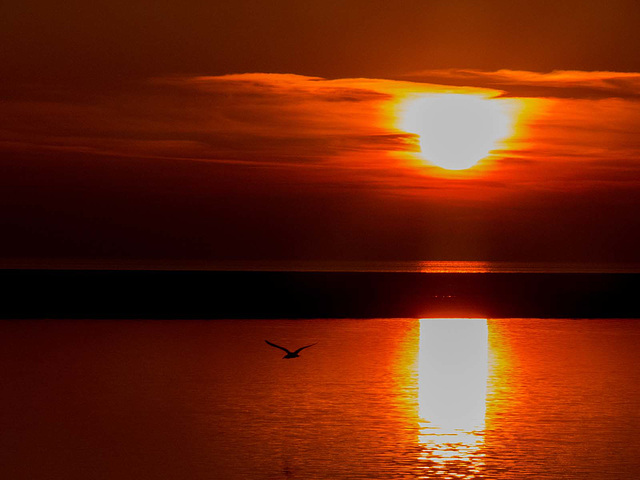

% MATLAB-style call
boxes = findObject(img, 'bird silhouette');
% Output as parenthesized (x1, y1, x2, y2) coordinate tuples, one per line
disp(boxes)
(265, 340, 317, 359)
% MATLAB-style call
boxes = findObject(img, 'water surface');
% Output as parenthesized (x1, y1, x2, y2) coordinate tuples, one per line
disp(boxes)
(1, 318, 639, 479)
(4, 259, 640, 273)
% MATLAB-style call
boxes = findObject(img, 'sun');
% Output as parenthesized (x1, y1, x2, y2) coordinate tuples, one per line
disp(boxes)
(399, 93, 515, 171)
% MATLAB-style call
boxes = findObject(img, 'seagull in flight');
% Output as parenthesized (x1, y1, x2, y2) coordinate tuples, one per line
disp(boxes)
(265, 340, 317, 359)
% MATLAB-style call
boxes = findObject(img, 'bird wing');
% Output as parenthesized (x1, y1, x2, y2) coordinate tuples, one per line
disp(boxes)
(293, 343, 317, 355)
(265, 340, 291, 354)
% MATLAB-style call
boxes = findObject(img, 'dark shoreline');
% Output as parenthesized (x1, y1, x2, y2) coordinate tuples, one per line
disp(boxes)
(2, 269, 639, 319)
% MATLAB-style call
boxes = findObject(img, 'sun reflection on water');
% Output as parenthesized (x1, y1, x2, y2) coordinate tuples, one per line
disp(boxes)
(417, 318, 489, 478)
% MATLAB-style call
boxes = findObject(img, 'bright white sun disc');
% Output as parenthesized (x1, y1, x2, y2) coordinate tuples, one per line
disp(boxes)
(400, 94, 514, 171)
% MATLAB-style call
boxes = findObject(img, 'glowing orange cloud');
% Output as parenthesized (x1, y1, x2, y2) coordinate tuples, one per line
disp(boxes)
(1, 70, 639, 197)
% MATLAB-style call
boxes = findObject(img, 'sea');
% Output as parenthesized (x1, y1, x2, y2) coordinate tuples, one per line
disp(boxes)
(4, 258, 640, 273)
(1, 261, 639, 479)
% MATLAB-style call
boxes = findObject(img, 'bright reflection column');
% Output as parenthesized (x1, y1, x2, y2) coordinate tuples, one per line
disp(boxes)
(417, 318, 488, 476)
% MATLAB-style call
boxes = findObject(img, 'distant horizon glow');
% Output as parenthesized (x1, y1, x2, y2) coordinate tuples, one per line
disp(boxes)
(2, 258, 640, 273)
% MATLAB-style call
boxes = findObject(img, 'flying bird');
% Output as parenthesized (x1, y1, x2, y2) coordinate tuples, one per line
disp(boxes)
(265, 340, 317, 359)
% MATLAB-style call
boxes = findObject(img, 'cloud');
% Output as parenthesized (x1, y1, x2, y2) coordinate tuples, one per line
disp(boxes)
(167, 73, 393, 102)
(0, 73, 424, 171)
(2, 70, 640, 198)
(403, 69, 640, 100)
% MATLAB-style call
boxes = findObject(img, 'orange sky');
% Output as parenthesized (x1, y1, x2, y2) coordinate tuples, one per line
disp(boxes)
(1, 2, 640, 264)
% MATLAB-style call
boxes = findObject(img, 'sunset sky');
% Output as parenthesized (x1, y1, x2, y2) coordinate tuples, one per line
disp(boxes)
(2, 0, 640, 264)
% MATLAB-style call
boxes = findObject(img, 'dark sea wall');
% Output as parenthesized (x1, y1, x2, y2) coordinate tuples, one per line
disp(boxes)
(1, 270, 639, 319)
